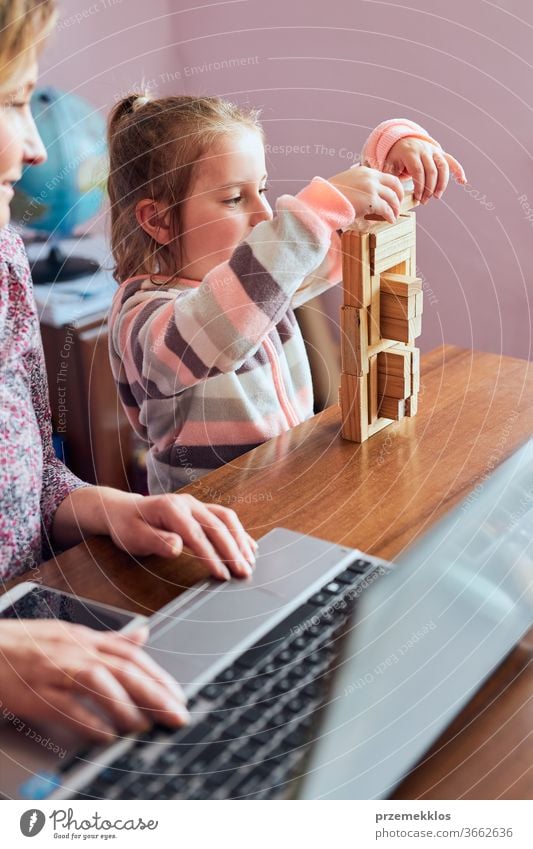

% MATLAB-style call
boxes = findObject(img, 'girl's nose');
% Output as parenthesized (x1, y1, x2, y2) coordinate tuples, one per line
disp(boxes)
(250, 198, 273, 226)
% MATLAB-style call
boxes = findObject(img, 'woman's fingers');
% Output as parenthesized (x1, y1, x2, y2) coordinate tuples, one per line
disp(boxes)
(70, 663, 151, 733)
(97, 630, 187, 705)
(52, 625, 188, 733)
(194, 508, 253, 577)
(163, 506, 232, 580)
(101, 656, 189, 727)
(40, 688, 118, 743)
(156, 497, 249, 579)
(202, 503, 256, 568)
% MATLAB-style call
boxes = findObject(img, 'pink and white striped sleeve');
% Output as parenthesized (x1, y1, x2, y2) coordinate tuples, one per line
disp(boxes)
(361, 118, 441, 175)
(109, 177, 354, 399)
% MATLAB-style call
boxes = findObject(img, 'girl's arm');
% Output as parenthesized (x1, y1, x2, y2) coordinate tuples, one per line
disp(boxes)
(290, 118, 465, 308)
(362, 118, 466, 203)
(361, 117, 441, 174)
(110, 177, 356, 401)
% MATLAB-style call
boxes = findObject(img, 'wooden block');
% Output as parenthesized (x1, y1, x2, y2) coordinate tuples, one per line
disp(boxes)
(340, 306, 368, 375)
(372, 233, 416, 270)
(368, 355, 378, 424)
(374, 246, 414, 275)
(380, 315, 422, 345)
(411, 346, 420, 390)
(340, 372, 369, 442)
(368, 274, 381, 345)
(415, 290, 424, 316)
(368, 214, 414, 250)
(341, 230, 371, 307)
(378, 395, 405, 420)
(380, 272, 422, 297)
(341, 235, 353, 304)
(387, 258, 409, 275)
(378, 347, 411, 379)
(410, 345, 420, 374)
(367, 337, 397, 358)
(377, 370, 411, 399)
(405, 394, 418, 417)
(380, 291, 417, 321)
(402, 345, 420, 392)
(411, 362, 420, 393)
(368, 417, 393, 437)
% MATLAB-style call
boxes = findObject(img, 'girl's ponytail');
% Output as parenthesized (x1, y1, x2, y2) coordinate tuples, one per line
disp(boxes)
(107, 93, 151, 139)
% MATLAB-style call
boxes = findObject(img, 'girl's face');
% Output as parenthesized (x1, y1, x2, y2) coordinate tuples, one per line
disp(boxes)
(0, 61, 47, 228)
(180, 127, 273, 280)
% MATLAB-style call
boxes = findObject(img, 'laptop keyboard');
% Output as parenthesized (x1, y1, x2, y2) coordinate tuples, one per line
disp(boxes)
(67, 557, 384, 800)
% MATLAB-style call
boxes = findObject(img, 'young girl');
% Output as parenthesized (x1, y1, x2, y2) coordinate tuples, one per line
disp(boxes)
(107, 97, 465, 494)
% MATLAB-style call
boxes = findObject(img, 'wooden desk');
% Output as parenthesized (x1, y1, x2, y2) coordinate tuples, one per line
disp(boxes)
(11, 345, 533, 799)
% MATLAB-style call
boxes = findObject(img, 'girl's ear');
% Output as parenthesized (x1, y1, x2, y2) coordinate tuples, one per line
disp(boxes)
(135, 199, 173, 245)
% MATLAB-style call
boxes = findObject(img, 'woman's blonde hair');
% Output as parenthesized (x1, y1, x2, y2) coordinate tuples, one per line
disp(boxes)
(107, 94, 264, 283)
(0, 0, 56, 91)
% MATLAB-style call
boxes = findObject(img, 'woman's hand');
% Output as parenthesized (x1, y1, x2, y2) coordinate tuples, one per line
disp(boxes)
(328, 165, 404, 224)
(102, 490, 257, 581)
(383, 138, 466, 204)
(0, 621, 188, 743)
(53, 487, 258, 582)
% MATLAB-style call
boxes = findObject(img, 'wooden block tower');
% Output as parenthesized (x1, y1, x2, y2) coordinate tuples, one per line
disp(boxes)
(339, 192, 422, 442)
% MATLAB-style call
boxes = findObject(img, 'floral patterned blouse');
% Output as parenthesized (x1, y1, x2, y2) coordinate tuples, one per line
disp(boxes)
(0, 227, 88, 581)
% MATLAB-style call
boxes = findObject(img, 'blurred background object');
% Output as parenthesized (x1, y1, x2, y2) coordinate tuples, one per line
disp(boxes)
(13, 86, 107, 283)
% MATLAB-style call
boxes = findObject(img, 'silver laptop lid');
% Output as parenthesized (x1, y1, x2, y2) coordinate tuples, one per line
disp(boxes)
(300, 438, 533, 799)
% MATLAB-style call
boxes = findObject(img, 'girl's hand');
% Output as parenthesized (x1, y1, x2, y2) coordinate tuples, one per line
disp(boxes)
(102, 490, 257, 581)
(383, 138, 466, 205)
(0, 621, 188, 743)
(328, 165, 404, 224)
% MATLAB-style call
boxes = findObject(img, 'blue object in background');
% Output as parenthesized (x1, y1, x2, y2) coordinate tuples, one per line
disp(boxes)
(12, 86, 107, 238)
(52, 433, 68, 465)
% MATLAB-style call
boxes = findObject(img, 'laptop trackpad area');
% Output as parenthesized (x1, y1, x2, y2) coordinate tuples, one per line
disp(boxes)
(145, 582, 286, 690)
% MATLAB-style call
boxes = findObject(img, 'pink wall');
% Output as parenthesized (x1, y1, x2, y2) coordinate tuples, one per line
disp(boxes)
(40, 0, 533, 361)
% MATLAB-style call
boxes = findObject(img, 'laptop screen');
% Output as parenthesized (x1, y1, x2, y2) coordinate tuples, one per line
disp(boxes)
(300, 439, 533, 799)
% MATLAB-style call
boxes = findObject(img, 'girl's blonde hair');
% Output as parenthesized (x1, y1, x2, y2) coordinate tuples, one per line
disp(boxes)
(0, 0, 56, 91)
(107, 94, 264, 283)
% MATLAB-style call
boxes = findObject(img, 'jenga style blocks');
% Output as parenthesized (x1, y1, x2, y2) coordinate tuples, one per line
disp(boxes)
(339, 193, 422, 442)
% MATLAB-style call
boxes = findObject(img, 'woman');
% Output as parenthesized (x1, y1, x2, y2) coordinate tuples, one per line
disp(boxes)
(0, 0, 256, 743)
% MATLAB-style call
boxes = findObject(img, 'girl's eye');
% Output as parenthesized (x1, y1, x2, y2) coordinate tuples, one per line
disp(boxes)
(223, 186, 269, 207)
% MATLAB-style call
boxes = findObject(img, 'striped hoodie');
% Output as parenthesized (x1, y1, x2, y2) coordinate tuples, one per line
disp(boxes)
(109, 119, 439, 493)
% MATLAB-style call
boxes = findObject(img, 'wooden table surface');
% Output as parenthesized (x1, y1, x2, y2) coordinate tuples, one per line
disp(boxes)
(10, 345, 533, 799)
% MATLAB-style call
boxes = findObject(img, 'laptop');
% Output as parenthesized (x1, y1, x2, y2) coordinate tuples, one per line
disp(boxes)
(1, 438, 531, 800)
